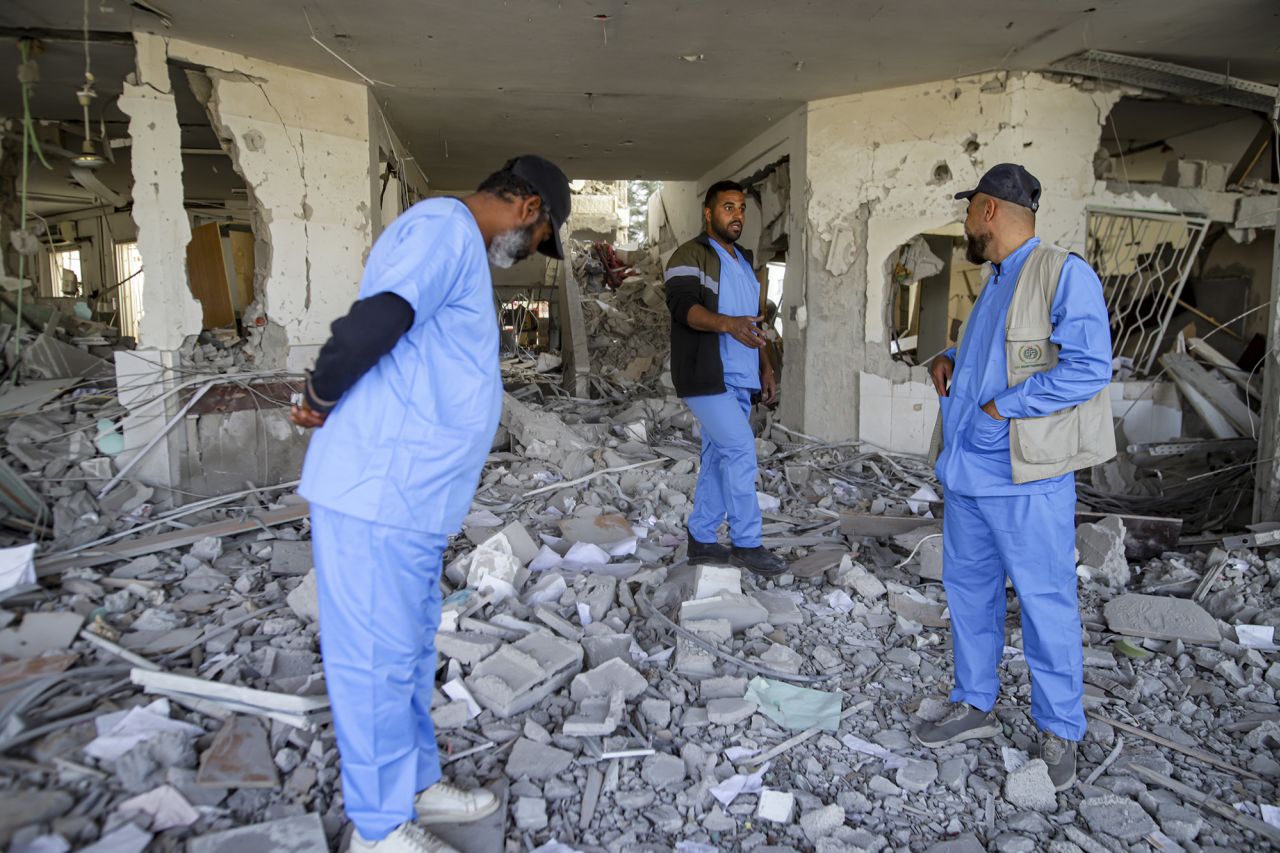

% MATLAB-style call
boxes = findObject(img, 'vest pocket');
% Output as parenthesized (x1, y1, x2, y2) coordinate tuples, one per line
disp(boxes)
(1006, 327, 1054, 384)
(1013, 406, 1080, 464)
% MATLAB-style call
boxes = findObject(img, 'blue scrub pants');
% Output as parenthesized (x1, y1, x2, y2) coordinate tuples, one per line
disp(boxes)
(942, 484, 1087, 741)
(311, 504, 446, 840)
(685, 385, 762, 548)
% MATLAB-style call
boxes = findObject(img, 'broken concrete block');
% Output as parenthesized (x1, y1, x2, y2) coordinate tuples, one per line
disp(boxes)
(197, 716, 279, 789)
(268, 541, 312, 576)
(752, 590, 805, 626)
(581, 633, 633, 669)
(430, 700, 472, 730)
(706, 698, 757, 726)
(569, 657, 647, 702)
(514, 796, 548, 831)
(285, 570, 319, 623)
(640, 697, 672, 728)
(1003, 758, 1057, 812)
(579, 575, 617, 622)
(498, 521, 540, 566)
(683, 618, 732, 643)
(758, 643, 804, 675)
(0, 611, 85, 658)
(435, 631, 501, 666)
(800, 803, 846, 842)
(679, 593, 768, 633)
(1077, 516, 1129, 588)
(0, 790, 74, 846)
(465, 633, 582, 718)
(505, 738, 574, 780)
(895, 758, 938, 793)
(187, 813, 326, 853)
(693, 565, 741, 599)
(559, 513, 634, 547)
(756, 789, 795, 823)
(534, 604, 583, 641)
(701, 676, 748, 700)
(674, 638, 717, 680)
(563, 690, 624, 736)
(641, 753, 686, 791)
(189, 536, 222, 564)
(1079, 795, 1157, 842)
(1104, 594, 1220, 644)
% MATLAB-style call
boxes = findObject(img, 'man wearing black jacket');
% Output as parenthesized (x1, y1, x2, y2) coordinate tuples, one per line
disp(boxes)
(664, 181, 787, 577)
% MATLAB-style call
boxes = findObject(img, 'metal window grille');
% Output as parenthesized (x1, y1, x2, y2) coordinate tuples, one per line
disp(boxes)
(1086, 208, 1210, 377)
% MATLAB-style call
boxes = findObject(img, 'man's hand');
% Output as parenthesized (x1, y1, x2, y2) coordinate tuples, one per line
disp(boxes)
(719, 315, 767, 349)
(760, 368, 778, 406)
(290, 399, 328, 429)
(929, 354, 954, 397)
(980, 399, 1006, 420)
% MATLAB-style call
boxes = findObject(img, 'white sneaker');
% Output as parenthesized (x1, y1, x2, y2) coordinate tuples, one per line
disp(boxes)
(348, 822, 458, 853)
(415, 781, 500, 823)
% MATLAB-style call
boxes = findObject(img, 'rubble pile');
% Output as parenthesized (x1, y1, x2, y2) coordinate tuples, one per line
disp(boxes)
(575, 246, 673, 396)
(0, 376, 1277, 852)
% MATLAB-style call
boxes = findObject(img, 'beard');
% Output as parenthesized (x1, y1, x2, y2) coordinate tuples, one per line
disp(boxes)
(488, 220, 539, 269)
(964, 228, 991, 265)
(712, 220, 743, 246)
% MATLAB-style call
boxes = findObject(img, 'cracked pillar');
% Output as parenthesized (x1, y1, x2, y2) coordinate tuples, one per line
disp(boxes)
(117, 32, 204, 349)
(1255, 207, 1280, 522)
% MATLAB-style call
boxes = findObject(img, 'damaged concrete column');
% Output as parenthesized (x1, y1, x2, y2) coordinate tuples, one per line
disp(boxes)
(116, 32, 205, 350)
(1254, 201, 1280, 521)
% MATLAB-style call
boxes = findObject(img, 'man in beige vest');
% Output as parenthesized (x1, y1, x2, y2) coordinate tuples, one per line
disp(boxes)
(914, 164, 1115, 792)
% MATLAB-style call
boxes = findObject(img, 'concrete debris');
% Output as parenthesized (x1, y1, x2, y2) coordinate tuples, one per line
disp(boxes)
(1104, 593, 1221, 643)
(1, 318, 1276, 853)
(1003, 758, 1057, 812)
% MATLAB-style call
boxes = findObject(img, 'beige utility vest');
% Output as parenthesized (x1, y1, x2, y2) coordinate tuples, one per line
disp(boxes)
(933, 243, 1116, 484)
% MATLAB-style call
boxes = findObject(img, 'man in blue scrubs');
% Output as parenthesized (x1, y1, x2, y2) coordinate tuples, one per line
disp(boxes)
(664, 181, 787, 577)
(914, 165, 1112, 792)
(290, 157, 570, 853)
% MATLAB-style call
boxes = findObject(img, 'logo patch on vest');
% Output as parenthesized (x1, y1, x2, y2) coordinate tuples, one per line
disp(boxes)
(1015, 343, 1049, 369)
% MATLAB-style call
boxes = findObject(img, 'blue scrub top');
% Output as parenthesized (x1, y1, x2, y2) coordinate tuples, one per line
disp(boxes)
(935, 237, 1112, 496)
(300, 198, 503, 534)
(710, 240, 762, 391)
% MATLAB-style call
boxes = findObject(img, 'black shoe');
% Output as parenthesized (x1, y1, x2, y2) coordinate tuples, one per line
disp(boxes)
(1040, 731, 1077, 791)
(687, 537, 732, 565)
(914, 703, 1001, 748)
(730, 546, 788, 578)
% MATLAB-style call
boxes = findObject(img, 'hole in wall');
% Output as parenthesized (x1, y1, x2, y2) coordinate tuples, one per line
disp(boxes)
(885, 229, 984, 366)
(930, 162, 952, 184)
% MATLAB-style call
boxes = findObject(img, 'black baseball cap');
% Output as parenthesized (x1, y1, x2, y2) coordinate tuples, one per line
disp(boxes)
(506, 155, 572, 260)
(954, 163, 1041, 212)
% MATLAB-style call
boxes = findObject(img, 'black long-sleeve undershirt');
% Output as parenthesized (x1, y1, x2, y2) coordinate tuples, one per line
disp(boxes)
(303, 292, 415, 413)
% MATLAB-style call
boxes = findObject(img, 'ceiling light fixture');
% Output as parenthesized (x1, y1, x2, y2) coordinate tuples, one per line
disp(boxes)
(72, 0, 105, 170)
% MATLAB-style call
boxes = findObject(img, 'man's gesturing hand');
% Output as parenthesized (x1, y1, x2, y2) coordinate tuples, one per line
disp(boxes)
(930, 354, 954, 397)
(720, 315, 767, 349)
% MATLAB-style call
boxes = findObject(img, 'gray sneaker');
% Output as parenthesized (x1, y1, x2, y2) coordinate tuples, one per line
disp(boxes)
(1040, 731, 1077, 791)
(914, 702, 1001, 748)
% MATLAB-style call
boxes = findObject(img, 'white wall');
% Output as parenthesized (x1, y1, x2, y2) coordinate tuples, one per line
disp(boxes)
(797, 71, 1178, 447)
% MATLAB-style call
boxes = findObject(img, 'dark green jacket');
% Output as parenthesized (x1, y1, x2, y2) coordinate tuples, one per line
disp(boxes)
(664, 233, 755, 398)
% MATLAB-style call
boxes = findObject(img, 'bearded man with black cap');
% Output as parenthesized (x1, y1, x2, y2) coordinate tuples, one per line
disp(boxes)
(291, 156, 571, 853)
(915, 164, 1115, 793)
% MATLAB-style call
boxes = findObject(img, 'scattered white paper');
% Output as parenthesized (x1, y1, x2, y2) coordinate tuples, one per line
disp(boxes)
(757, 492, 781, 513)
(468, 533, 521, 602)
(443, 678, 483, 719)
(0, 543, 37, 592)
(1262, 803, 1280, 830)
(906, 485, 939, 515)
(529, 545, 564, 573)
(1001, 746, 1029, 772)
(525, 575, 568, 606)
(1236, 624, 1279, 651)
(644, 646, 674, 664)
(724, 746, 760, 762)
(10, 836, 70, 853)
(675, 843, 718, 853)
(529, 841, 585, 853)
(77, 823, 152, 853)
(562, 541, 610, 567)
(84, 699, 204, 762)
(710, 760, 771, 806)
(839, 734, 907, 770)
(824, 590, 855, 614)
(116, 785, 199, 831)
(576, 602, 593, 626)
(606, 537, 638, 557)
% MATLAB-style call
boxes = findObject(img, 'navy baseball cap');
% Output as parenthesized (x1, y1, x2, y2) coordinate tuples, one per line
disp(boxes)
(954, 163, 1041, 212)
(506, 155, 572, 260)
